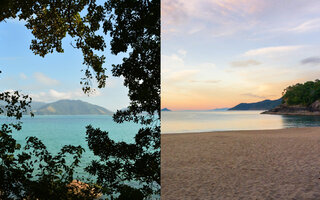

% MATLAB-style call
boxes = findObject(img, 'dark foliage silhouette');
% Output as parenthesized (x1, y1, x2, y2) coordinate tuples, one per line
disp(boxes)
(1, 0, 159, 199)
(0, 72, 99, 199)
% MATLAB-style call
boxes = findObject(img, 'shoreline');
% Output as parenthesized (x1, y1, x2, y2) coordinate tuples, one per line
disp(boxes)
(162, 126, 320, 135)
(262, 111, 320, 115)
(162, 127, 320, 199)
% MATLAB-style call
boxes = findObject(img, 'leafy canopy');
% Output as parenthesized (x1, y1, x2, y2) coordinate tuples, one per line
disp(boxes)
(282, 79, 320, 106)
(1, 0, 160, 199)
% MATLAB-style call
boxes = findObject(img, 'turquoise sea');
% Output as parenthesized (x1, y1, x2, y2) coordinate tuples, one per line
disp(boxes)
(1, 115, 142, 178)
(161, 110, 320, 133)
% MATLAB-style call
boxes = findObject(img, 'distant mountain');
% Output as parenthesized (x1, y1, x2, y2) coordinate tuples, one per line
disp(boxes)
(229, 98, 282, 110)
(208, 108, 229, 111)
(0, 101, 46, 114)
(31, 101, 47, 110)
(161, 108, 171, 111)
(34, 100, 113, 115)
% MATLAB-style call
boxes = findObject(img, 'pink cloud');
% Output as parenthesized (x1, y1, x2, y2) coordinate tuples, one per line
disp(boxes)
(162, 0, 320, 38)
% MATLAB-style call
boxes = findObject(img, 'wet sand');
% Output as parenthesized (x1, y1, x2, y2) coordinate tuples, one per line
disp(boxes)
(161, 127, 320, 199)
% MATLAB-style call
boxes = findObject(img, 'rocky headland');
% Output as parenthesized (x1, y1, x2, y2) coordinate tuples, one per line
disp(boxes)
(262, 100, 320, 115)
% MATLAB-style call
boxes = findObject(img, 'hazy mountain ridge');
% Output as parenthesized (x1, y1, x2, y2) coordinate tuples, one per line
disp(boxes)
(31, 100, 113, 115)
(31, 101, 47, 110)
(229, 98, 282, 110)
(0, 101, 47, 115)
(208, 108, 229, 111)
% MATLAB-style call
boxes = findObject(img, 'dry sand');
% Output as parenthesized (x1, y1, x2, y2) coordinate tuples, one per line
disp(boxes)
(161, 127, 320, 200)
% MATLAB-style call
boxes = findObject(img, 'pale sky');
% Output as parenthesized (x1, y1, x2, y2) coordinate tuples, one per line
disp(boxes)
(0, 19, 130, 112)
(162, 0, 320, 110)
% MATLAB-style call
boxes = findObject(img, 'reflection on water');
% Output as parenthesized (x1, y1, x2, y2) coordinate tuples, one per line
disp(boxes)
(161, 111, 320, 133)
(282, 115, 320, 128)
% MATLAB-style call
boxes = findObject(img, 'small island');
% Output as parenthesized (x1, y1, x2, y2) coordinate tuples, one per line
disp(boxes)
(262, 80, 320, 115)
(161, 108, 171, 111)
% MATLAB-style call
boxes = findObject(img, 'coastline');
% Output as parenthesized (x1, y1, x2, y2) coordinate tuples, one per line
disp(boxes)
(162, 127, 298, 135)
(261, 102, 320, 116)
(262, 111, 320, 115)
(162, 127, 320, 199)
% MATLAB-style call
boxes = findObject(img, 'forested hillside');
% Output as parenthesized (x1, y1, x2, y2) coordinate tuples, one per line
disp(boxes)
(283, 80, 320, 106)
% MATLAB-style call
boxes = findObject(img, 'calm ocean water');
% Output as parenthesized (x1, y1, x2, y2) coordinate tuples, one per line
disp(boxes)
(161, 110, 320, 133)
(0, 115, 142, 178)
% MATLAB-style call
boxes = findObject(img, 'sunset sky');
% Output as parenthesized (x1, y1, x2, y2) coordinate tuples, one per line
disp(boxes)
(162, 0, 320, 110)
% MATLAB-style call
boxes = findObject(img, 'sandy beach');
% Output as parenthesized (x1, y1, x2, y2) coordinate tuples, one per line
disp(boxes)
(161, 127, 320, 199)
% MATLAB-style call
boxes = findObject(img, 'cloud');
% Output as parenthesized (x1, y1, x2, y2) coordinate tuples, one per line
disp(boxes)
(19, 73, 27, 80)
(166, 70, 199, 83)
(162, 53, 217, 85)
(178, 49, 187, 56)
(162, 0, 265, 26)
(231, 60, 261, 67)
(162, 0, 320, 39)
(161, 0, 188, 35)
(31, 89, 101, 102)
(188, 25, 205, 35)
(161, 0, 187, 26)
(241, 93, 266, 99)
(49, 89, 70, 99)
(243, 45, 304, 57)
(301, 57, 320, 65)
(1, 89, 15, 93)
(290, 18, 320, 33)
(162, 0, 263, 37)
(34, 72, 60, 86)
(190, 80, 221, 84)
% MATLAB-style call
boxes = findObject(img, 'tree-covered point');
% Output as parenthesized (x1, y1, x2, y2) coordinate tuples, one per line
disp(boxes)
(282, 80, 320, 106)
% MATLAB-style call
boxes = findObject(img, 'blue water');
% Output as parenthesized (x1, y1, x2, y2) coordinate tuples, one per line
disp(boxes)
(161, 110, 320, 133)
(0, 115, 142, 178)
